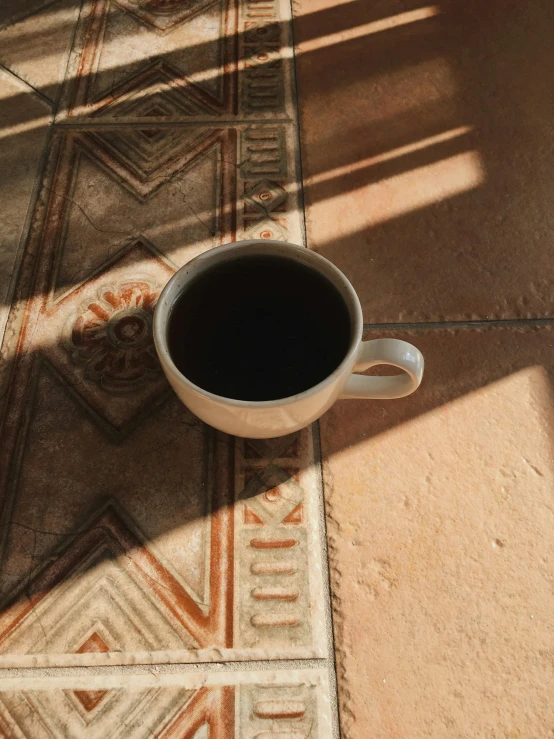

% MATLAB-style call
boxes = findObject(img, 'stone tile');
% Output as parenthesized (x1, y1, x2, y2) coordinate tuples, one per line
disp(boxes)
(0, 0, 79, 104)
(0, 418, 326, 664)
(0, 122, 317, 666)
(0, 0, 337, 727)
(319, 326, 554, 737)
(57, 0, 296, 122)
(0, 668, 332, 737)
(293, 0, 554, 322)
(0, 70, 50, 398)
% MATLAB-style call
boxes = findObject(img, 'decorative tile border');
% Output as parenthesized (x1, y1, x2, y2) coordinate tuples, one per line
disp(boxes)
(0, 0, 338, 733)
(0, 119, 316, 665)
(56, 0, 295, 123)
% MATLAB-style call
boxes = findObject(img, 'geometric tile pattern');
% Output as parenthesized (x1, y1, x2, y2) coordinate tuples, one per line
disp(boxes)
(58, 0, 234, 121)
(0, 0, 542, 732)
(57, 0, 295, 123)
(234, 433, 325, 650)
(0, 669, 332, 738)
(0, 0, 335, 732)
(0, 684, 208, 737)
(73, 633, 111, 712)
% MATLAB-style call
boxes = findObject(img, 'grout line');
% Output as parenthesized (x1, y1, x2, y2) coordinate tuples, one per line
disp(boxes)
(53, 118, 296, 129)
(51, 0, 84, 120)
(363, 317, 554, 332)
(286, 0, 308, 250)
(0, 62, 53, 108)
(0, 82, 57, 356)
(312, 422, 343, 739)
(0, 657, 330, 680)
(287, 0, 341, 730)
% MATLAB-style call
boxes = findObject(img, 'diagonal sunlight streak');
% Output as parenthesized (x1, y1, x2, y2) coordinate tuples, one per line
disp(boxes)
(297, 5, 441, 54)
(0, 131, 483, 331)
(1, 0, 552, 731)
(0, 113, 52, 139)
(0, 2, 444, 121)
(0, 137, 482, 324)
(308, 149, 486, 231)
(307, 126, 473, 186)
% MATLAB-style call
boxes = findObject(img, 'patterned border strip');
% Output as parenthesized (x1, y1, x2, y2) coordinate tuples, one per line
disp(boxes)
(56, 0, 295, 122)
(0, 669, 332, 739)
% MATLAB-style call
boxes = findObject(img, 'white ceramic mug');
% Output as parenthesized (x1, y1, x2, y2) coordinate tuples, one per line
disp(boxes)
(153, 240, 424, 438)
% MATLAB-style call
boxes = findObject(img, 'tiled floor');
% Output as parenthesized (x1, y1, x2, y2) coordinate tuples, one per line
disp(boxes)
(0, 0, 553, 736)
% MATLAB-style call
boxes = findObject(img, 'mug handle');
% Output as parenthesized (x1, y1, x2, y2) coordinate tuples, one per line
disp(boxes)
(340, 339, 424, 399)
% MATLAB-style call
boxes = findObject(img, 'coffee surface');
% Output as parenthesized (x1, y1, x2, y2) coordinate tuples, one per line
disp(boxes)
(167, 255, 352, 401)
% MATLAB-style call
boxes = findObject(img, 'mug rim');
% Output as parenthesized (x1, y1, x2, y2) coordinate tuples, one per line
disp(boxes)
(153, 240, 363, 408)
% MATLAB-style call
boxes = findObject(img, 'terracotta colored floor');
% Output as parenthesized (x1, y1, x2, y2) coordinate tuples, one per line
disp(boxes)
(0, 0, 552, 737)
(293, 0, 554, 736)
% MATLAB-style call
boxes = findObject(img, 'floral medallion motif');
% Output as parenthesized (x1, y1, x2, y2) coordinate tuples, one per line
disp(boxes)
(68, 280, 162, 394)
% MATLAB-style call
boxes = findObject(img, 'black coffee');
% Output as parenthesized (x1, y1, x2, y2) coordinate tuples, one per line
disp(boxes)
(167, 254, 352, 401)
